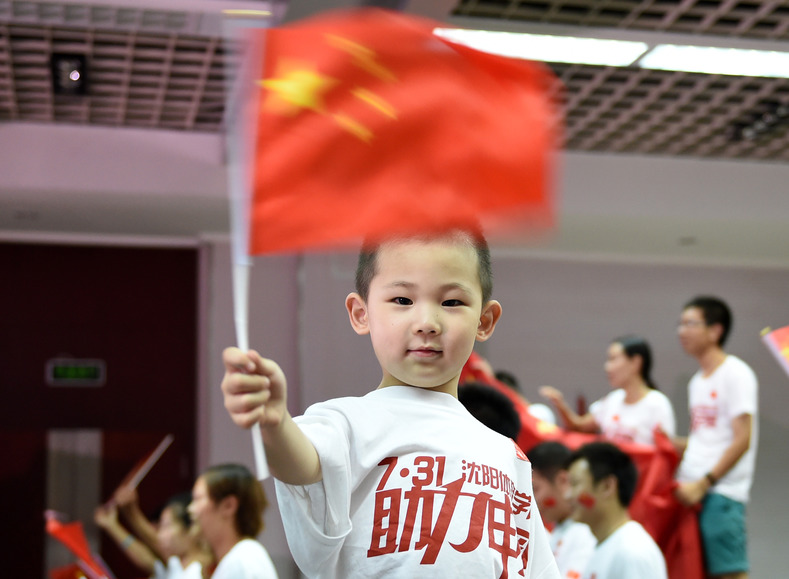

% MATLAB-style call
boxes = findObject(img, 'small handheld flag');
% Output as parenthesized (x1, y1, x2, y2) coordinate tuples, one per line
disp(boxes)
(761, 325, 789, 378)
(45, 511, 114, 579)
(101, 434, 174, 507)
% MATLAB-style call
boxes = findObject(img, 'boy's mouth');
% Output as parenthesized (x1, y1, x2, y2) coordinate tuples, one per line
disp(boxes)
(408, 347, 442, 357)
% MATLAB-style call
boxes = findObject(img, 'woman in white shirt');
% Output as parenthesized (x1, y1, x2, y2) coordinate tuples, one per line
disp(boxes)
(540, 335, 676, 446)
(188, 463, 279, 578)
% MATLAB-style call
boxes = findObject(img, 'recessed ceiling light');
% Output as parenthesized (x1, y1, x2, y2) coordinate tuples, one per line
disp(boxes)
(434, 28, 789, 79)
(434, 28, 648, 67)
(51, 53, 88, 96)
(638, 44, 789, 78)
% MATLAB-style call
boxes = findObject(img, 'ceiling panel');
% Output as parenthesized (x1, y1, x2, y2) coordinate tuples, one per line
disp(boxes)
(2, 0, 789, 160)
(552, 64, 789, 159)
(450, 0, 789, 161)
(0, 7, 235, 131)
(452, 0, 789, 40)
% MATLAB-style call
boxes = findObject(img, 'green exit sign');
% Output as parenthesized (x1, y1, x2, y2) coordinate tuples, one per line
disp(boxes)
(46, 358, 106, 387)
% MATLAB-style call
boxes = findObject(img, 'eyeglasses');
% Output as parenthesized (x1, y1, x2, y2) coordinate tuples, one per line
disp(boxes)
(677, 320, 706, 329)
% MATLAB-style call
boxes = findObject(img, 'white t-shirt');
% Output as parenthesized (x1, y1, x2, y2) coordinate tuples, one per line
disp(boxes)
(589, 388, 676, 445)
(549, 518, 596, 579)
(582, 520, 667, 579)
(212, 538, 278, 579)
(151, 556, 202, 579)
(275, 386, 561, 579)
(676, 355, 759, 503)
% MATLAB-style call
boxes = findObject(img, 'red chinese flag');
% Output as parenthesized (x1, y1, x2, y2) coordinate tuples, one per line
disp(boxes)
(246, 8, 559, 254)
(49, 564, 87, 579)
(45, 517, 108, 578)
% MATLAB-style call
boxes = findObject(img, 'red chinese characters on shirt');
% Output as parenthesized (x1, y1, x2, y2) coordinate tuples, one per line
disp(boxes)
(603, 424, 639, 444)
(690, 405, 718, 430)
(367, 454, 532, 578)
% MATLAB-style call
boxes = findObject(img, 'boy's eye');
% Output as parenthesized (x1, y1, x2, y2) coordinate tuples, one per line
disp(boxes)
(393, 297, 412, 305)
(442, 299, 464, 307)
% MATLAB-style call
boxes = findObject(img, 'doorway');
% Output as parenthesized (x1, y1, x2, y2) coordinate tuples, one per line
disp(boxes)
(0, 242, 198, 577)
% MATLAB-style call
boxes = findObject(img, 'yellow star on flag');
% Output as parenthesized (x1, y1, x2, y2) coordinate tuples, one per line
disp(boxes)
(326, 34, 396, 82)
(260, 62, 337, 116)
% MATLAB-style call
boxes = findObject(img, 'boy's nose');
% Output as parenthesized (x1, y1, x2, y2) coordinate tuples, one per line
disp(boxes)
(414, 307, 441, 334)
(416, 319, 440, 334)
(417, 325, 438, 334)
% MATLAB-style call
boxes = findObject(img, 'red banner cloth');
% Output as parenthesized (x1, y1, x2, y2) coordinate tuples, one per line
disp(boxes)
(245, 8, 559, 254)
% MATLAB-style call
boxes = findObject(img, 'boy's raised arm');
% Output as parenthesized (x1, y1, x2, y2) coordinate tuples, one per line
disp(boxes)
(222, 347, 322, 485)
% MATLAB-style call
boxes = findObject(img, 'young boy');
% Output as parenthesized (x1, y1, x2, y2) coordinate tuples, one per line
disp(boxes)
(527, 441, 596, 579)
(566, 442, 667, 579)
(222, 229, 560, 578)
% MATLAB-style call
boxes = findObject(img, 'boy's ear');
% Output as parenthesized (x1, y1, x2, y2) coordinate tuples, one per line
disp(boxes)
(346, 292, 371, 335)
(555, 469, 570, 491)
(599, 474, 618, 501)
(476, 299, 502, 342)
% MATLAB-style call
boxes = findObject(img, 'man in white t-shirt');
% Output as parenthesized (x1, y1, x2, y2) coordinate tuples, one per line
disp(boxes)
(567, 442, 667, 579)
(675, 296, 758, 579)
(528, 441, 596, 579)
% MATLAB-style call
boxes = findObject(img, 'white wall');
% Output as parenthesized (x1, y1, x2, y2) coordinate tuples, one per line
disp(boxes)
(3, 123, 789, 266)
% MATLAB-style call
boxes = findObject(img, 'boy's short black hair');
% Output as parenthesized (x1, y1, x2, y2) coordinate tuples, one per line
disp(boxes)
(526, 441, 571, 482)
(354, 228, 493, 303)
(494, 370, 521, 392)
(567, 441, 638, 508)
(457, 382, 521, 441)
(684, 295, 732, 346)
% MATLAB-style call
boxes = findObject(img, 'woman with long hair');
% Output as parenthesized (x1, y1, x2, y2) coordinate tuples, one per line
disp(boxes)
(540, 335, 676, 446)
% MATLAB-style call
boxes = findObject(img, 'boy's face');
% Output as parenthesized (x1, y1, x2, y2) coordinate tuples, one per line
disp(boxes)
(567, 458, 602, 526)
(346, 237, 501, 396)
(532, 469, 571, 524)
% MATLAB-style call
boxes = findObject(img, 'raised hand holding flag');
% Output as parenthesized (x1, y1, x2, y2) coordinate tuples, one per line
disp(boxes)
(226, 7, 559, 478)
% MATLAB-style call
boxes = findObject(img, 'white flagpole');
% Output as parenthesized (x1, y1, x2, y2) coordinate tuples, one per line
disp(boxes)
(127, 434, 174, 489)
(223, 11, 274, 480)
